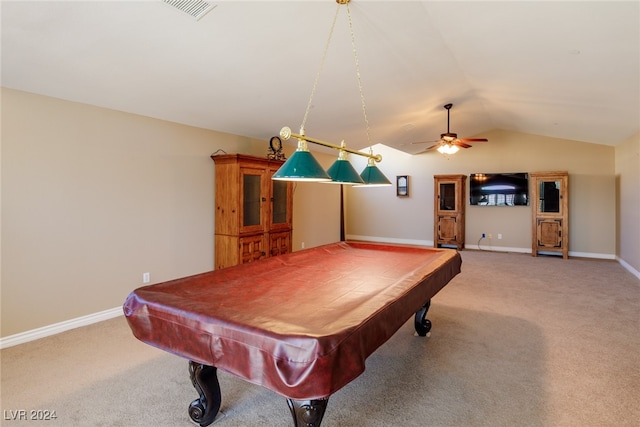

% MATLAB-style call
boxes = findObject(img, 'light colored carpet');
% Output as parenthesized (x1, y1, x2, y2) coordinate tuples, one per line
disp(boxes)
(2, 250, 639, 426)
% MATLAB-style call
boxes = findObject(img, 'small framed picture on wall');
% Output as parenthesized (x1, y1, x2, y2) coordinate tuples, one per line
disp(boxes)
(396, 175, 409, 197)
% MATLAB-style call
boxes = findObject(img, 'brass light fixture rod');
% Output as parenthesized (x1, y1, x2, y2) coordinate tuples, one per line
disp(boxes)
(280, 126, 382, 163)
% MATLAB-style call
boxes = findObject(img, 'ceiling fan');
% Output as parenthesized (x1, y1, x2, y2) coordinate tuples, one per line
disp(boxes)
(413, 103, 488, 154)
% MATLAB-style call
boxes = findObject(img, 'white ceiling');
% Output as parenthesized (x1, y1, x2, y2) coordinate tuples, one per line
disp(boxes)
(2, 1, 639, 154)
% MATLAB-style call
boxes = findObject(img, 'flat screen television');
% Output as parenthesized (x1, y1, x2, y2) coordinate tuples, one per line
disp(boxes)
(469, 173, 529, 206)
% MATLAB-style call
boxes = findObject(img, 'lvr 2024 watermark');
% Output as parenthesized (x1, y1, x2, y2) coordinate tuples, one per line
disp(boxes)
(3, 410, 57, 421)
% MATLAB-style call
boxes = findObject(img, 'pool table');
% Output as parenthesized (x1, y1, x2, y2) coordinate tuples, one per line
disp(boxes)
(123, 241, 461, 426)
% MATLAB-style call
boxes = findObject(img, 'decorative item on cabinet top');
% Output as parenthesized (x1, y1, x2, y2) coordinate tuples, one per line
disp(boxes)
(268, 136, 286, 161)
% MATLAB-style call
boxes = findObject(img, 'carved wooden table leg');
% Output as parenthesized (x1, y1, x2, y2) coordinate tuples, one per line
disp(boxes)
(414, 299, 432, 336)
(287, 398, 329, 427)
(188, 362, 221, 427)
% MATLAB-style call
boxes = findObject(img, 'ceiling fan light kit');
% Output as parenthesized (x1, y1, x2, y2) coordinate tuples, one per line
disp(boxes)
(437, 144, 460, 155)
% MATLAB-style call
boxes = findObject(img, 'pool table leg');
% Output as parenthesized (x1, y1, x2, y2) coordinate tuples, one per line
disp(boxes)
(414, 299, 432, 336)
(188, 361, 221, 427)
(287, 398, 329, 427)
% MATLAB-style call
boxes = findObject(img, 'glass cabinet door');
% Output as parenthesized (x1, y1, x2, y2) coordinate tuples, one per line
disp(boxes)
(242, 173, 262, 227)
(271, 180, 288, 225)
(539, 180, 561, 213)
(439, 183, 457, 211)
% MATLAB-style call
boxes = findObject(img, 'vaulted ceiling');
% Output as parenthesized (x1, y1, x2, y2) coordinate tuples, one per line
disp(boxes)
(2, 1, 638, 154)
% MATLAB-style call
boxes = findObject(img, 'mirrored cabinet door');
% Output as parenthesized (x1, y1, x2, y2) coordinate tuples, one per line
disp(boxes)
(538, 180, 561, 214)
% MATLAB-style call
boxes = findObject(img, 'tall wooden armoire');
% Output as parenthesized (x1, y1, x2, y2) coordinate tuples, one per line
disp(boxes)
(434, 174, 466, 250)
(530, 171, 569, 259)
(212, 154, 293, 269)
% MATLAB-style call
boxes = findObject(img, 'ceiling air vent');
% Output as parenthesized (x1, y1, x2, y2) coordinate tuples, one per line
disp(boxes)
(162, 0, 216, 21)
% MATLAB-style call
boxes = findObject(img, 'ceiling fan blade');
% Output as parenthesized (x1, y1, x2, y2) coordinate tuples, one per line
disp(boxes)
(459, 138, 488, 142)
(426, 143, 442, 150)
(454, 141, 473, 149)
(409, 140, 439, 145)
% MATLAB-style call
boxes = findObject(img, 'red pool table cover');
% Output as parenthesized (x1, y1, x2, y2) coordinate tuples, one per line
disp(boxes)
(123, 242, 461, 400)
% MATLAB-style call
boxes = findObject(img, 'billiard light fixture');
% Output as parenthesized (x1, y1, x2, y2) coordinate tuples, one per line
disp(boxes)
(272, 0, 391, 186)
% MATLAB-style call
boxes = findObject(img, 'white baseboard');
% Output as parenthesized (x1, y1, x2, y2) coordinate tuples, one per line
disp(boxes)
(346, 234, 622, 260)
(475, 245, 531, 254)
(617, 257, 640, 280)
(568, 251, 616, 260)
(0, 306, 123, 349)
(346, 235, 432, 247)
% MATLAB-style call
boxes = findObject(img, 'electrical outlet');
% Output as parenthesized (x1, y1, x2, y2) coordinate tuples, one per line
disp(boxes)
(488, 233, 492, 239)
(498, 233, 503, 240)
(482, 233, 486, 238)
(143, 272, 150, 284)
(301, 242, 305, 249)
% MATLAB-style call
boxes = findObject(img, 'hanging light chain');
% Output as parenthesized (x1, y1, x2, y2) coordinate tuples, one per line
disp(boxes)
(300, 3, 342, 132)
(346, 2, 372, 147)
(301, 0, 372, 147)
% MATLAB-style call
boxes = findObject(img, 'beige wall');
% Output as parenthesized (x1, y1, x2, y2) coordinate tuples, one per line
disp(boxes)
(2, 88, 637, 339)
(291, 180, 341, 251)
(1, 89, 340, 337)
(346, 129, 618, 258)
(615, 131, 640, 272)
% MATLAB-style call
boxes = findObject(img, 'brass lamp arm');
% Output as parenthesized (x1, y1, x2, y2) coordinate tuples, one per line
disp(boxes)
(280, 126, 382, 163)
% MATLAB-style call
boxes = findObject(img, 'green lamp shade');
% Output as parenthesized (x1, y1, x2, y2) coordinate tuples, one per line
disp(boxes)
(324, 159, 365, 184)
(272, 150, 331, 181)
(357, 164, 392, 187)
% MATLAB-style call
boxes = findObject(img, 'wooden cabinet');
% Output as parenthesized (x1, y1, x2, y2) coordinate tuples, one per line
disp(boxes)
(212, 154, 293, 269)
(434, 174, 466, 250)
(530, 171, 568, 259)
